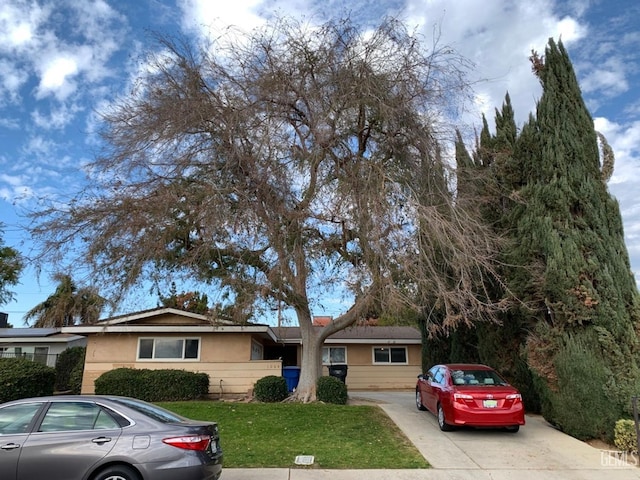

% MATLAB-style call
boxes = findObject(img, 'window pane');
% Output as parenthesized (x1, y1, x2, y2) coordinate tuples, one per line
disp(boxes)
(374, 348, 390, 363)
(34, 347, 49, 365)
(322, 347, 329, 364)
(154, 339, 183, 359)
(0, 403, 43, 435)
(39, 402, 102, 432)
(93, 409, 121, 429)
(330, 348, 345, 363)
(390, 348, 407, 363)
(185, 339, 199, 359)
(110, 397, 185, 423)
(139, 339, 153, 359)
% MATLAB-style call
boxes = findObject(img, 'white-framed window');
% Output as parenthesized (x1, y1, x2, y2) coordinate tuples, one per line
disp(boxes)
(137, 337, 200, 361)
(251, 341, 264, 360)
(373, 346, 407, 364)
(322, 346, 346, 365)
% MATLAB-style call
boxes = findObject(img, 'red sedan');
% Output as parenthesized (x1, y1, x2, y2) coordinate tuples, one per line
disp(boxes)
(416, 363, 525, 432)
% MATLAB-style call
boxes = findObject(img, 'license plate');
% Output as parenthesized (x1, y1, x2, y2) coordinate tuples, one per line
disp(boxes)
(483, 400, 498, 408)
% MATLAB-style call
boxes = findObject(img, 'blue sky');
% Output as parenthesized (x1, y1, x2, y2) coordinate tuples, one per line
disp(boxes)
(1, 0, 639, 324)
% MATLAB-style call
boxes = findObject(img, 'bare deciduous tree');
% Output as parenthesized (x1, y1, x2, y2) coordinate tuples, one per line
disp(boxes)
(31, 17, 503, 401)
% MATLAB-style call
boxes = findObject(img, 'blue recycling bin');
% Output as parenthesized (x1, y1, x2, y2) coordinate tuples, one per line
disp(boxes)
(282, 366, 301, 392)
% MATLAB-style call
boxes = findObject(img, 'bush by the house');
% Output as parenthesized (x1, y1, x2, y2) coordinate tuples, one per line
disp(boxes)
(0, 358, 56, 402)
(317, 375, 348, 405)
(94, 368, 209, 402)
(540, 334, 616, 440)
(55, 346, 86, 393)
(614, 419, 638, 453)
(254, 375, 289, 402)
(69, 361, 85, 394)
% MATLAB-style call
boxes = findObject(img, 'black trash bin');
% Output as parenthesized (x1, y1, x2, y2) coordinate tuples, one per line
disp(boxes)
(328, 364, 348, 383)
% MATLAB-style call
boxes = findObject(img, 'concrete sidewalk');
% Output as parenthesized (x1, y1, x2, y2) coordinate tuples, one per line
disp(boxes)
(222, 391, 640, 480)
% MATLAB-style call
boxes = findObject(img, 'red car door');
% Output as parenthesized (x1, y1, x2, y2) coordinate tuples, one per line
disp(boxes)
(430, 367, 450, 410)
(423, 367, 445, 413)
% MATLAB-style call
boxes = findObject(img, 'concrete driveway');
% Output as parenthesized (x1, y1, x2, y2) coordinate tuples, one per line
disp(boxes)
(223, 391, 640, 480)
(350, 391, 640, 479)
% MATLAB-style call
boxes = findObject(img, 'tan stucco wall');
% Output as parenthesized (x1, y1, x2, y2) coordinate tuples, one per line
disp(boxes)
(82, 333, 422, 396)
(86, 332, 255, 363)
(82, 333, 280, 398)
(321, 343, 421, 390)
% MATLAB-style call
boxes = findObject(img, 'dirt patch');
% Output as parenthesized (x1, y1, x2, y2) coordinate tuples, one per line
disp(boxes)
(586, 438, 617, 451)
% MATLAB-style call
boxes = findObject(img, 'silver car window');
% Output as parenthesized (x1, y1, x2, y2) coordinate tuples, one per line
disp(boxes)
(38, 402, 120, 432)
(0, 402, 43, 435)
(109, 397, 185, 423)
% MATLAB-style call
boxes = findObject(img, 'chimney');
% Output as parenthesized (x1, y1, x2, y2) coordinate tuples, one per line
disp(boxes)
(0, 312, 8, 328)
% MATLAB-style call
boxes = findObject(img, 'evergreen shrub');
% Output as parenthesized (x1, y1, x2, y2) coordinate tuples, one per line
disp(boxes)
(55, 346, 86, 393)
(614, 419, 638, 453)
(254, 375, 288, 402)
(317, 375, 348, 404)
(69, 362, 85, 394)
(94, 368, 209, 402)
(0, 358, 55, 402)
(546, 334, 617, 440)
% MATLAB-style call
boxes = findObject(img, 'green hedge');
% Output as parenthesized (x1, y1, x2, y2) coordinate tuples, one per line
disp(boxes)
(55, 347, 86, 393)
(94, 368, 209, 402)
(317, 375, 348, 404)
(0, 358, 56, 402)
(540, 333, 618, 440)
(254, 375, 289, 402)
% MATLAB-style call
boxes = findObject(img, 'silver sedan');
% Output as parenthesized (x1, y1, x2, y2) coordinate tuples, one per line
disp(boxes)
(0, 395, 222, 480)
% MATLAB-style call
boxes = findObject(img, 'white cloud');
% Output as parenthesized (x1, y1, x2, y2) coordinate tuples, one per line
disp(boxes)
(0, 173, 34, 203)
(0, 59, 28, 104)
(0, 1, 50, 53)
(9, 22, 33, 45)
(555, 16, 585, 43)
(22, 135, 57, 157)
(401, 0, 588, 128)
(31, 103, 81, 130)
(178, 0, 266, 36)
(37, 55, 79, 100)
(581, 58, 628, 96)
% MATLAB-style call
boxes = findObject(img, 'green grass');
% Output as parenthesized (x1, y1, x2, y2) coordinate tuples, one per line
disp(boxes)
(158, 401, 430, 469)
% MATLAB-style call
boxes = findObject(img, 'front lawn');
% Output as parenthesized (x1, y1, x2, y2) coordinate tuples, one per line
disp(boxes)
(159, 401, 429, 469)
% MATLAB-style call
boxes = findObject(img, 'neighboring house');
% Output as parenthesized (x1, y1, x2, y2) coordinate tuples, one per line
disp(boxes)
(0, 328, 87, 368)
(61, 307, 422, 398)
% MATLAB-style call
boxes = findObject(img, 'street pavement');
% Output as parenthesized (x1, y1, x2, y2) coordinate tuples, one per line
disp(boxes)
(222, 391, 640, 480)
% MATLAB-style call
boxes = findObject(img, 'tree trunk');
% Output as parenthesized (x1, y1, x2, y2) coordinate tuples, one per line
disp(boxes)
(289, 291, 377, 402)
(291, 323, 324, 402)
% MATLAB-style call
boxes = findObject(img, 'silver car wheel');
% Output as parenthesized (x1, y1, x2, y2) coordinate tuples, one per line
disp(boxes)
(437, 403, 454, 431)
(94, 465, 140, 480)
(415, 389, 426, 411)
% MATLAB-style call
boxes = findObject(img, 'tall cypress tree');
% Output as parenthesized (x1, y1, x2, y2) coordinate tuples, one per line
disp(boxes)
(458, 97, 542, 411)
(508, 39, 640, 439)
(455, 39, 640, 438)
